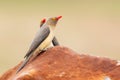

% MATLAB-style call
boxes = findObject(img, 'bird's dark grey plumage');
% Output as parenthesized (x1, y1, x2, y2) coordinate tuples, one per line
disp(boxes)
(52, 37, 59, 46)
(24, 25, 50, 58)
(16, 53, 33, 73)
(16, 25, 50, 73)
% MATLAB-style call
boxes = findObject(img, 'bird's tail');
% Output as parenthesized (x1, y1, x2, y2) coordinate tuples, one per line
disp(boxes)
(16, 54, 33, 73)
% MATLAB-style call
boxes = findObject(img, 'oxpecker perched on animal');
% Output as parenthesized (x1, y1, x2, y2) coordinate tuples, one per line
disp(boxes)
(16, 16, 62, 73)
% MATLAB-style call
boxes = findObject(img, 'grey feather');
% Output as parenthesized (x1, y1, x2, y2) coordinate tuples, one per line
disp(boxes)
(16, 53, 33, 73)
(16, 25, 50, 73)
(24, 25, 50, 58)
(52, 37, 59, 46)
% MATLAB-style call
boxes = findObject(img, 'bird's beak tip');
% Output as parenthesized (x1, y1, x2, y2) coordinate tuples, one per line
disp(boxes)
(56, 16, 62, 20)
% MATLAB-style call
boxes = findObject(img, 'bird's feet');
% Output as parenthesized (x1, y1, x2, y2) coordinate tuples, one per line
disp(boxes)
(36, 49, 46, 57)
(41, 49, 46, 53)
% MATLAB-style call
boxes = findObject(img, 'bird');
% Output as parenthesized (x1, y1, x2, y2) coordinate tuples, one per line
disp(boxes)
(40, 18, 46, 27)
(16, 16, 62, 73)
(39, 18, 60, 46)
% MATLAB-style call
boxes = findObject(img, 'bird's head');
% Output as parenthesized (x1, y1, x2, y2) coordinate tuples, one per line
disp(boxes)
(47, 16, 62, 27)
(40, 18, 46, 27)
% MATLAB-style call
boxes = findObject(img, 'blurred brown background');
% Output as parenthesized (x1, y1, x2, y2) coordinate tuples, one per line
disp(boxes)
(0, 0, 120, 74)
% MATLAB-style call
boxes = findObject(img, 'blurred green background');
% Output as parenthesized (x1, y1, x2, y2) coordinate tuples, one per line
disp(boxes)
(0, 0, 120, 74)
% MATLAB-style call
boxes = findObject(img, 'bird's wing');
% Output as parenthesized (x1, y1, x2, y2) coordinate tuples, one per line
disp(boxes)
(52, 37, 60, 46)
(24, 25, 50, 58)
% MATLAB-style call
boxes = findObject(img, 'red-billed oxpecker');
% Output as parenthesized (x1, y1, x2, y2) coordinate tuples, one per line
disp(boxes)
(16, 16, 62, 73)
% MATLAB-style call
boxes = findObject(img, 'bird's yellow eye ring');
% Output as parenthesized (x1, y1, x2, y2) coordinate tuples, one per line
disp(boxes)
(52, 18, 56, 20)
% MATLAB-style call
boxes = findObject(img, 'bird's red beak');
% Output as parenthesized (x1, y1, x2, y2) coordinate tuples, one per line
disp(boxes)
(56, 16, 62, 20)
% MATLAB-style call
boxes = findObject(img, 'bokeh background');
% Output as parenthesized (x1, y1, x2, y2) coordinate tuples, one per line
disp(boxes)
(0, 0, 120, 74)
